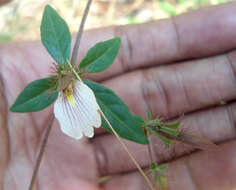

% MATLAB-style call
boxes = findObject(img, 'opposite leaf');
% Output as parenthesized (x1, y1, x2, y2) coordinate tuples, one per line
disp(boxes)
(79, 37, 121, 73)
(84, 79, 149, 144)
(10, 77, 58, 112)
(41, 5, 71, 65)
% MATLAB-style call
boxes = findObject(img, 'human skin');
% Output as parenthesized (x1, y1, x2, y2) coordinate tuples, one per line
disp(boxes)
(1, 2, 236, 190)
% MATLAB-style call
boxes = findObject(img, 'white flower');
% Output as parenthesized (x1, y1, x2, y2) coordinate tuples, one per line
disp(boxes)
(54, 80, 101, 139)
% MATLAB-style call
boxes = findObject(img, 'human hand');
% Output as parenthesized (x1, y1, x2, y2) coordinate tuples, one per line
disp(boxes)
(1, 2, 236, 190)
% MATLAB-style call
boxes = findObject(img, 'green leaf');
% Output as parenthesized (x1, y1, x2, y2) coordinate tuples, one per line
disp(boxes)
(41, 5, 71, 65)
(147, 162, 158, 175)
(160, 126, 180, 137)
(10, 77, 58, 112)
(150, 162, 158, 170)
(84, 79, 149, 144)
(159, 164, 168, 171)
(164, 121, 180, 129)
(79, 37, 121, 73)
(133, 114, 145, 126)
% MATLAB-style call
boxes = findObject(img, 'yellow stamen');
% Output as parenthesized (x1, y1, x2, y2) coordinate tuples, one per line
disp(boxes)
(63, 82, 75, 107)
(67, 92, 75, 106)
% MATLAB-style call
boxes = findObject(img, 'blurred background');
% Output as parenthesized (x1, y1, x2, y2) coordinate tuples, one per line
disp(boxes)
(0, 0, 231, 42)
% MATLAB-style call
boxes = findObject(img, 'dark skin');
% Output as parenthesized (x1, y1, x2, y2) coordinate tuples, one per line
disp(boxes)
(1, 2, 236, 190)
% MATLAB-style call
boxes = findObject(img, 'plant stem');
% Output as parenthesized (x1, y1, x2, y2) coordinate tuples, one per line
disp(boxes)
(148, 141, 154, 163)
(28, 113, 55, 190)
(66, 60, 82, 82)
(144, 129, 154, 164)
(98, 110, 155, 190)
(71, 0, 93, 65)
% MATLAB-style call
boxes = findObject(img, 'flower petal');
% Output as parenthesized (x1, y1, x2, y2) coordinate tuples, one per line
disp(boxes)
(54, 81, 101, 139)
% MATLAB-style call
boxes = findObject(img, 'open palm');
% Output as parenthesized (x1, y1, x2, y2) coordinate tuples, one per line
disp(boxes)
(1, 2, 236, 190)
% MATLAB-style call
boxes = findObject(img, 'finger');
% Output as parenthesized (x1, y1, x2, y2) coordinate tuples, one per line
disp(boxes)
(2, 2, 236, 84)
(93, 102, 236, 175)
(103, 141, 236, 190)
(102, 50, 236, 119)
(167, 141, 236, 190)
(97, 48, 236, 136)
(82, 2, 236, 81)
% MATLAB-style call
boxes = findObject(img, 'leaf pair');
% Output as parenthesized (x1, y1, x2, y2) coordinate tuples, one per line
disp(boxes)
(41, 5, 121, 73)
(10, 5, 148, 145)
